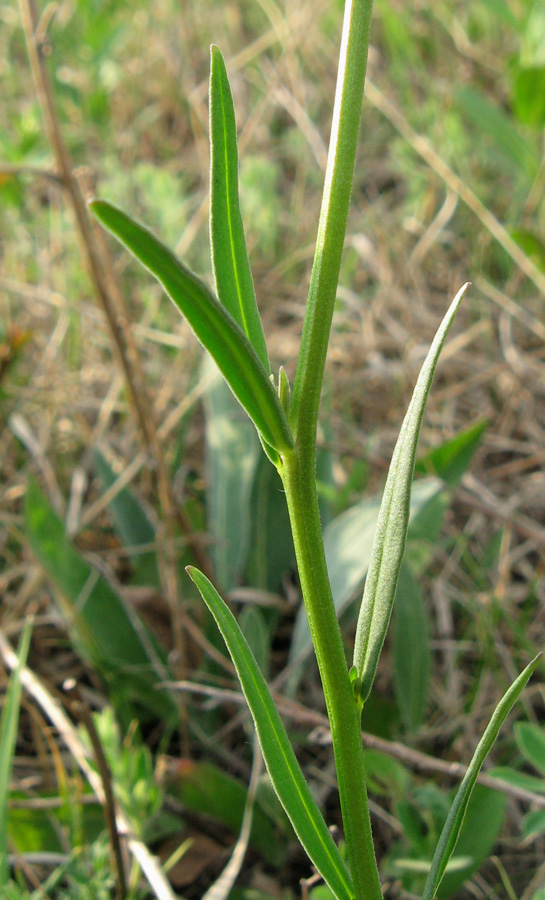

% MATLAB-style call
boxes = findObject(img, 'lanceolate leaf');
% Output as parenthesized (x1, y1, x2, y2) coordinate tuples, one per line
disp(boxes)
(90, 200, 293, 454)
(209, 45, 270, 372)
(422, 654, 541, 900)
(186, 566, 354, 900)
(353, 283, 469, 704)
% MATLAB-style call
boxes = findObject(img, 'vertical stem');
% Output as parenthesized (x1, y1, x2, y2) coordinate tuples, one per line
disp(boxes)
(281, 0, 380, 896)
(280, 454, 382, 900)
(290, 0, 374, 452)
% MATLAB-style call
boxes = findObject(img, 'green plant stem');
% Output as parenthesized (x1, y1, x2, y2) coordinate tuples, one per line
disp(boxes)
(280, 452, 382, 900)
(290, 0, 374, 450)
(280, 2, 379, 896)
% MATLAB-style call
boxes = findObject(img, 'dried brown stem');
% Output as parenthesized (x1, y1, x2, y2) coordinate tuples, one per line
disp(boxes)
(169, 680, 545, 811)
(66, 683, 127, 900)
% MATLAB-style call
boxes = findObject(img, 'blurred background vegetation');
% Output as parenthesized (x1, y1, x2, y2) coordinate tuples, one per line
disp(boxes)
(1, 0, 545, 898)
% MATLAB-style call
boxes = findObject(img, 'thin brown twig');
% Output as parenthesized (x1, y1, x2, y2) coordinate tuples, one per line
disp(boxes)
(167, 680, 545, 811)
(0, 162, 63, 183)
(65, 682, 127, 900)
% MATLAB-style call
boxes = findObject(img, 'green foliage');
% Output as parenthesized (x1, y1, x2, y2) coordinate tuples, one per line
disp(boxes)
(353, 285, 468, 707)
(385, 783, 508, 899)
(90, 199, 294, 455)
(209, 45, 270, 371)
(186, 566, 354, 900)
(24, 478, 177, 727)
(392, 564, 431, 733)
(92, 447, 159, 586)
(203, 356, 261, 589)
(87, 4, 540, 896)
(6, 0, 540, 895)
(490, 721, 545, 841)
(0, 621, 32, 886)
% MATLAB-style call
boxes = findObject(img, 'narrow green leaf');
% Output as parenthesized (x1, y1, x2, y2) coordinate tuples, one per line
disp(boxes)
(288, 477, 440, 689)
(186, 566, 354, 900)
(0, 620, 32, 885)
(436, 784, 507, 899)
(24, 478, 177, 726)
(353, 284, 469, 703)
(209, 45, 270, 372)
(89, 199, 294, 454)
(422, 654, 541, 900)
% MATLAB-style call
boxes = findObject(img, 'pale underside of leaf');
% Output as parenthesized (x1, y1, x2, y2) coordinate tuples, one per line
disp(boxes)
(353, 283, 470, 703)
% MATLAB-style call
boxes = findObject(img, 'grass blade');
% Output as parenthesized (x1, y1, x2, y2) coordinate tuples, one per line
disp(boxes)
(422, 654, 541, 900)
(209, 45, 270, 372)
(353, 283, 469, 704)
(186, 566, 354, 900)
(89, 199, 294, 454)
(0, 619, 32, 885)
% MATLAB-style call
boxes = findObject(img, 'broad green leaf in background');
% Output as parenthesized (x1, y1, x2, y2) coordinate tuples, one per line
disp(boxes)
(89, 200, 294, 454)
(421, 654, 541, 900)
(392, 563, 431, 733)
(363, 750, 410, 800)
(515, 722, 545, 777)
(0, 619, 32, 885)
(239, 606, 271, 678)
(511, 66, 545, 129)
(209, 45, 270, 372)
(92, 447, 159, 586)
(245, 450, 295, 594)
(353, 284, 469, 706)
(488, 766, 545, 794)
(510, 229, 545, 272)
(475, 0, 518, 27)
(165, 759, 289, 867)
(437, 785, 507, 899)
(414, 419, 488, 488)
(203, 357, 261, 590)
(407, 421, 487, 574)
(521, 808, 545, 841)
(24, 478, 177, 726)
(187, 566, 354, 900)
(457, 87, 538, 177)
(288, 477, 441, 679)
(386, 783, 507, 899)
